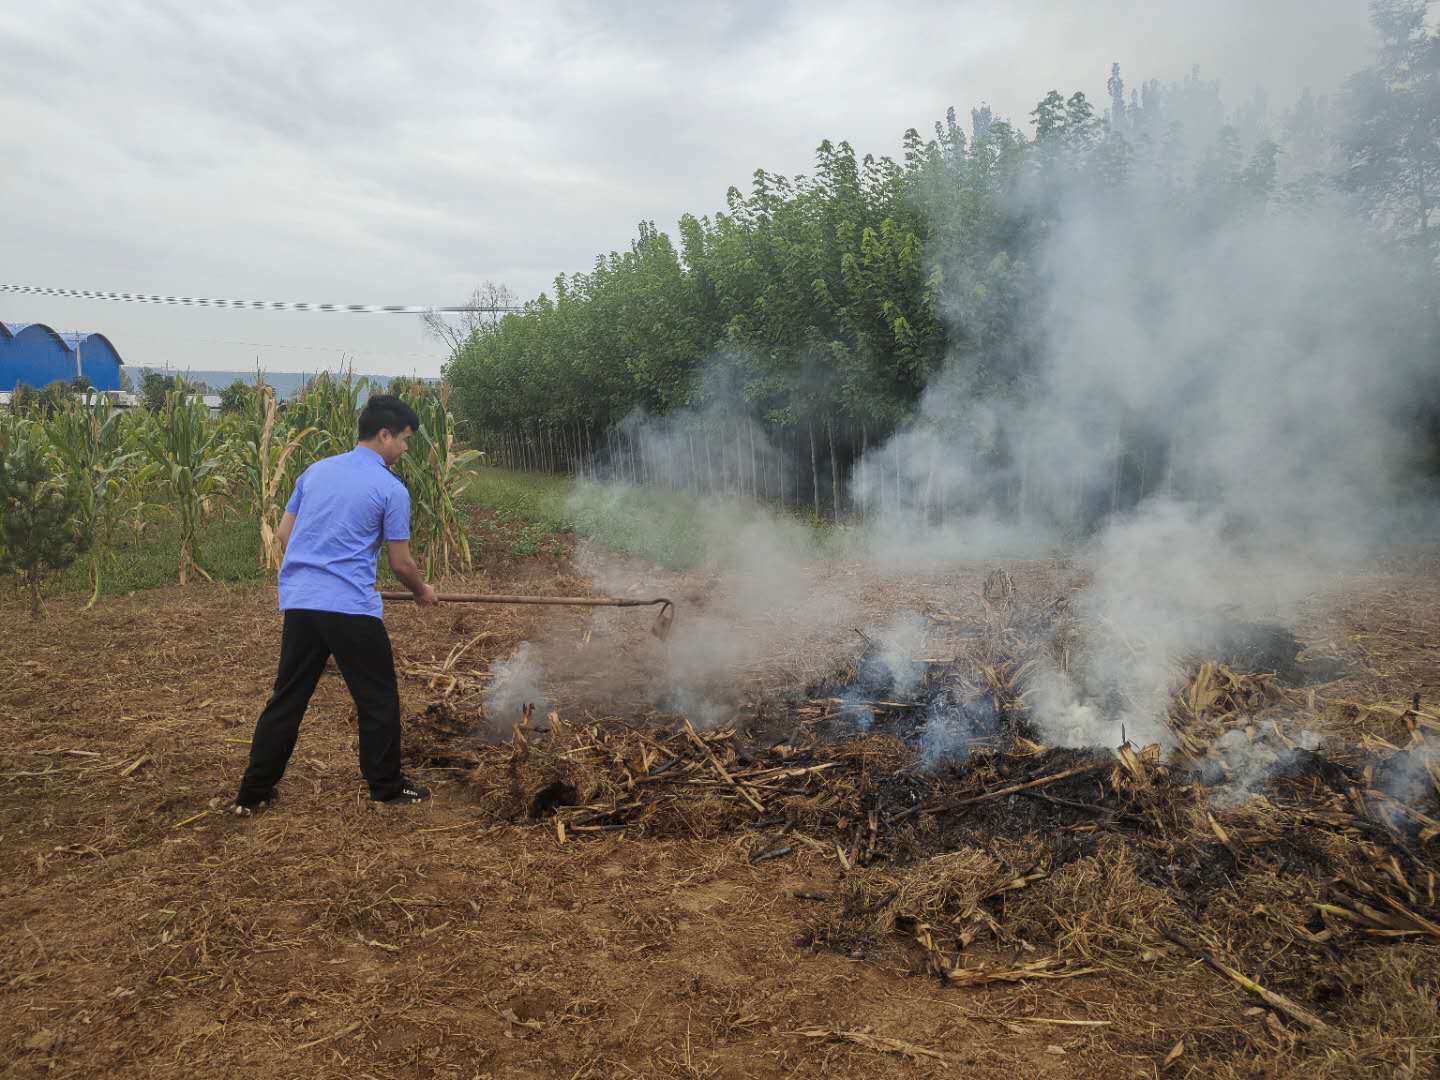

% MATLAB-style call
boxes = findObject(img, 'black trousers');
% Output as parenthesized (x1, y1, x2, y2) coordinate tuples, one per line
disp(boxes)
(236, 609, 404, 803)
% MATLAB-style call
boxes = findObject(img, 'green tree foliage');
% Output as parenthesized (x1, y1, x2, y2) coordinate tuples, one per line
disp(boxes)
(1339, 0, 1440, 451)
(1340, 0, 1440, 296)
(0, 419, 92, 618)
(445, 37, 1440, 496)
(447, 138, 947, 442)
(219, 379, 257, 416)
(139, 369, 179, 413)
(20, 380, 80, 420)
(7, 383, 37, 415)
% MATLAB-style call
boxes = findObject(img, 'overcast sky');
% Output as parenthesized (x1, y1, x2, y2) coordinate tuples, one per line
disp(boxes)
(0, 0, 1377, 379)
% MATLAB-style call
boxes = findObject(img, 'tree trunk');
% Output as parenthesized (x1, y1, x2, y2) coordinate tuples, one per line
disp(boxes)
(923, 440, 936, 523)
(827, 413, 839, 522)
(748, 417, 759, 502)
(703, 423, 714, 496)
(860, 424, 868, 523)
(893, 437, 901, 515)
(730, 417, 741, 499)
(809, 421, 820, 519)
(936, 442, 946, 524)
(878, 427, 886, 513)
(779, 427, 787, 507)
(726, 418, 735, 497)
(28, 573, 41, 620)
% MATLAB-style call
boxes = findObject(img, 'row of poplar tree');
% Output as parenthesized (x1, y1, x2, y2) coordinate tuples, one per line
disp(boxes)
(444, 2, 1440, 513)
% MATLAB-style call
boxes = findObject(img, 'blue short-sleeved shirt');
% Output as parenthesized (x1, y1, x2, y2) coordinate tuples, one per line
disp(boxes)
(278, 446, 410, 618)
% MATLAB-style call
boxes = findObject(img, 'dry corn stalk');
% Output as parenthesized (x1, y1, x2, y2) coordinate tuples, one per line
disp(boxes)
(790, 1028, 956, 1066)
(946, 956, 1097, 986)
(243, 383, 313, 571)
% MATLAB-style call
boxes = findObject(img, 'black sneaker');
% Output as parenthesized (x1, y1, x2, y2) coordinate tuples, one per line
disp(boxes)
(372, 778, 431, 805)
(225, 789, 277, 817)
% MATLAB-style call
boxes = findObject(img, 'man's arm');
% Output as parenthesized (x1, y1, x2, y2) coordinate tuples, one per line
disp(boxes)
(276, 511, 296, 552)
(387, 541, 437, 607)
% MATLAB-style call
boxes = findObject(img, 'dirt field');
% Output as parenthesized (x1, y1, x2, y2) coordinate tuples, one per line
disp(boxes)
(4, 542, 1440, 1079)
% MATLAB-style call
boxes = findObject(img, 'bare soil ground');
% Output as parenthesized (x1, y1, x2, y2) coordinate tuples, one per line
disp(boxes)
(4, 544, 1440, 1079)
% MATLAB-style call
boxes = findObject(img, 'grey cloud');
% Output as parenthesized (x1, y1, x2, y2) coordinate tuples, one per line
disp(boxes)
(0, 0, 1377, 376)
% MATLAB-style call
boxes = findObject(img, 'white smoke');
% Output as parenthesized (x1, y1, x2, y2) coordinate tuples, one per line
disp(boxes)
(482, 643, 547, 733)
(566, 491, 862, 728)
(877, 127, 1429, 749)
(1202, 727, 1329, 808)
(494, 72, 1433, 760)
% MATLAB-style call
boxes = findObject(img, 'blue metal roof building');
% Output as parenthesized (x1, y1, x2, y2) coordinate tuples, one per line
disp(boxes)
(0, 321, 124, 392)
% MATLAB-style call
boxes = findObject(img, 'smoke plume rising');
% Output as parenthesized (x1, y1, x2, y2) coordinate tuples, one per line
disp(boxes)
(500, 69, 1434, 761)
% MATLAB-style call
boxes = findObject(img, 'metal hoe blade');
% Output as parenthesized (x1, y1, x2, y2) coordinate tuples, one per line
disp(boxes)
(651, 601, 676, 642)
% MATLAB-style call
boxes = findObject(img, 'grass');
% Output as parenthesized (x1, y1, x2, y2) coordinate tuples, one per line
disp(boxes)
(38, 513, 269, 600)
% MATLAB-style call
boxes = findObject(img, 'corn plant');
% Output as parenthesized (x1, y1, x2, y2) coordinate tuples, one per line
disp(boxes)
(392, 381, 480, 577)
(45, 395, 141, 606)
(284, 371, 368, 476)
(0, 418, 92, 618)
(136, 384, 229, 585)
(234, 381, 314, 570)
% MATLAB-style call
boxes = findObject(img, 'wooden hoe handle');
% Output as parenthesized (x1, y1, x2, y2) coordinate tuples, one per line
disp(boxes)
(378, 591, 672, 609)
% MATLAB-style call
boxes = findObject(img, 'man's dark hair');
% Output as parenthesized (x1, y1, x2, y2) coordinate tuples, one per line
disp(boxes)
(358, 395, 421, 440)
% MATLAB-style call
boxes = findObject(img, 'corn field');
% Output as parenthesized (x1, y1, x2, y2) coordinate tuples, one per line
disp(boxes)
(0, 377, 479, 616)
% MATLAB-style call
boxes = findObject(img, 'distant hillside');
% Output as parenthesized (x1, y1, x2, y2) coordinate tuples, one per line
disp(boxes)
(131, 369, 438, 400)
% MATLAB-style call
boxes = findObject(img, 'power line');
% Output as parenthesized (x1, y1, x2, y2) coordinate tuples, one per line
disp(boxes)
(0, 282, 522, 314)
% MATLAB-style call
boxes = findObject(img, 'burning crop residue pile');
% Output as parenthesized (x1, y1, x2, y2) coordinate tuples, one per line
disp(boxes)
(403, 577, 1440, 1071)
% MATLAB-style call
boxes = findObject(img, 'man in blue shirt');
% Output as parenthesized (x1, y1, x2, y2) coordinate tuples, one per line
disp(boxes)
(230, 394, 438, 813)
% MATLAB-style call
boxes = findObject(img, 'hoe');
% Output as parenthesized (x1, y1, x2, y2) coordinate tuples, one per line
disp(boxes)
(379, 590, 676, 641)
